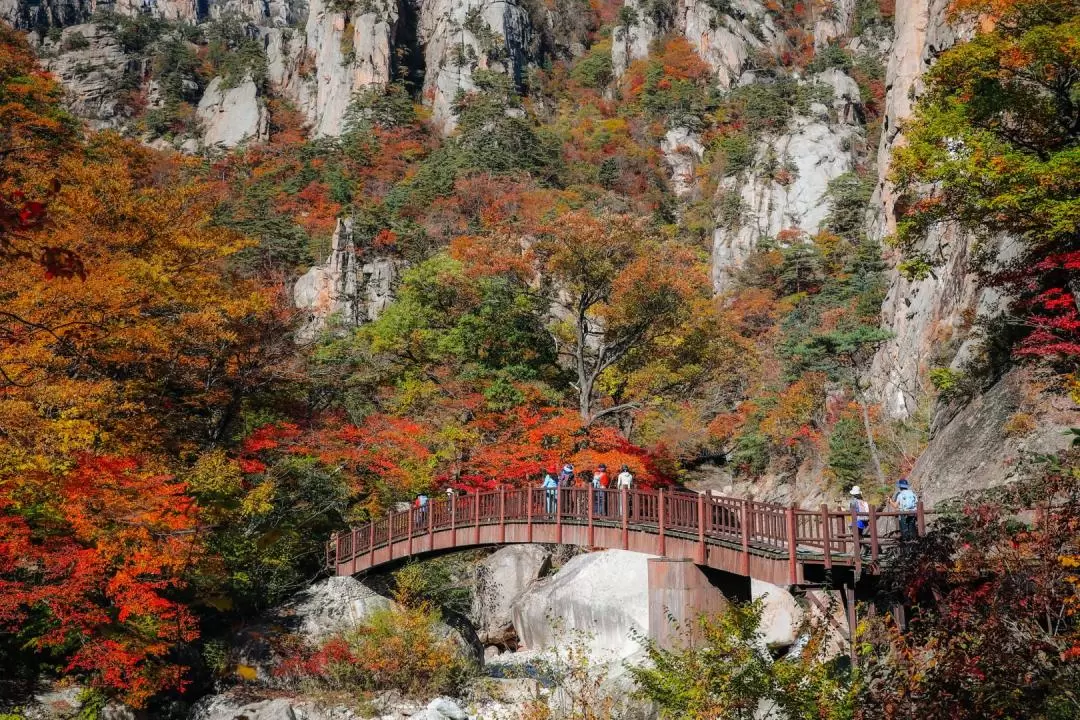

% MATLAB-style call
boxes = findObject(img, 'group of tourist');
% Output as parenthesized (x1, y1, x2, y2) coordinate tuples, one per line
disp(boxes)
(538, 463, 634, 514)
(849, 478, 920, 543)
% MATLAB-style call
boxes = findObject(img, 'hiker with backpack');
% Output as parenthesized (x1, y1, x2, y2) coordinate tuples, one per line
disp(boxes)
(849, 486, 870, 555)
(890, 479, 919, 541)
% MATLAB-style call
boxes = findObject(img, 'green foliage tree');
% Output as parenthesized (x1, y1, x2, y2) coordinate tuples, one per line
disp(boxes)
(630, 600, 857, 720)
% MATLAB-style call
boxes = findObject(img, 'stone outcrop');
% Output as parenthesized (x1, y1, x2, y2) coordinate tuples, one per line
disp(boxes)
(511, 549, 653, 662)
(676, 0, 780, 88)
(907, 368, 1074, 508)
(293, 217, 397, 341)
(612, 0, 781, 88)
(660, 127, 705, 199)
(866, 0, 978, 420)
(196, 75, 269, 147)
(279, 575, 394, 641)
(419, 0, 532, 131)
(610, 0, 656, 78)
(33, 23, 135, 130)
(299, 0, 397, 137)
(712, 116, 858, 292)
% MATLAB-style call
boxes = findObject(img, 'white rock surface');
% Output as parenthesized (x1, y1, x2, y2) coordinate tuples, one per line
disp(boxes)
(412, 697, 469, 720)
(190, 694, 366, 720)
(419, 0, 533, 131)
(866, 0, 979, 418)
(816, 67, 862, 125)
(611, 0, 658, 78)
(712, 118, 858, 292)
(751, 579, 802, 648)
(676, 0, 781, 88)
(660, 127, 705, 199)
(511, 550, 653, 663)
(812, 0, 854, 48)
(301, 0, 397, 136)
(472, 545, 552, 645)
(294, 218, 398, 341)
(35, 24, 134, 130)
(196, 76, 268, 148)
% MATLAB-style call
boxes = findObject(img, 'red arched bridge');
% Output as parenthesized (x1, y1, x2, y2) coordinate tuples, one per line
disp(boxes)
(327, 487, 926, 586)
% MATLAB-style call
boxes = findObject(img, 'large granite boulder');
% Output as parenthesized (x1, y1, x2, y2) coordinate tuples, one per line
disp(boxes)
(751, 578, 802, 649)
(472, 545, 552, 648)
(511, 549, 653, 662)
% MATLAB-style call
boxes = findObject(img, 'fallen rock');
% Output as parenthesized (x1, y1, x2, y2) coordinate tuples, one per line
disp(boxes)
(280, 575, 394, 642)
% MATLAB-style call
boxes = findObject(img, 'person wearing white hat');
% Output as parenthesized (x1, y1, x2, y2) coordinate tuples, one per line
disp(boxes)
(848, 486, 870, 555)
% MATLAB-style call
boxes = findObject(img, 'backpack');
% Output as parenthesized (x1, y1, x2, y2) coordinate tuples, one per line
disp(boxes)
(851, 498, 869, 531)
(896, 488, 917, 511)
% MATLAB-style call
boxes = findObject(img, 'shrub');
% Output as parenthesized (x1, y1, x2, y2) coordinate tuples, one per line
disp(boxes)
(276, 604, 474, 698)
(571, 40, 614, 89)
(806, 43, 851, 74)
(928, 367, 969, 402)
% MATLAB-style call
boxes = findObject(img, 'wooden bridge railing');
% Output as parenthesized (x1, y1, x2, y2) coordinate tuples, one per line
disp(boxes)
(327, 486, 926, 580)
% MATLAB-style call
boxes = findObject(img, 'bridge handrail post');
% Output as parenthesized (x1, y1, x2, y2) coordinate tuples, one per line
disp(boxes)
(449, 494, 456, 548)
(621, 488, 629, 550)
(427, 494, 434, 552)
(368, 519, 375, 567)
(499, 487, 506, 544)
(696, 492, 706, 564)
(787, 503, 797, 585)
(819, 504, 832, 569)
(916, 500, 926, 536)
(852, 510, 862, 578)
(587, 485, 595, 547)
(407, 506, 413, 557)
(740, 500, 750, 575)
(527, 487, 534, 542)
(556, 486, 563, 544)
(658, 487, 666, 557)
(474, 491, 481, 545)
(868, 504, 879, 564)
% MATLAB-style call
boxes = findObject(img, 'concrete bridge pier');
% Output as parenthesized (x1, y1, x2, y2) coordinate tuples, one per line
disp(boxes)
(647, 558, 729, 649)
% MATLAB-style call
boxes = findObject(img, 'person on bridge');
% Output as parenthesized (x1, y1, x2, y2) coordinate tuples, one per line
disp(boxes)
(890, 479, 918, 541)
(616, 464, 633, 516)
(542, 467, 558, 514)
(849, 486, 870, 556)
(559, 464, 575, 488)
(414, 493, 428, 527)
(593, 464, 610, 515)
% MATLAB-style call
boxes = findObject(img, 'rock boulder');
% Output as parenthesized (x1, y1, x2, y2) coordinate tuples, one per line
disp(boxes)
(472, 544, 552, 648)
(196, 76, 268, 148)
(511, 549, 653, 662)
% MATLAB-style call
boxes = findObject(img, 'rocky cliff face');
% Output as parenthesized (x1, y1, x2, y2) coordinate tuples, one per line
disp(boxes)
(866, 0, 975, 420)
(863, 0, 1076, 500)
(613, 0, 781, 86)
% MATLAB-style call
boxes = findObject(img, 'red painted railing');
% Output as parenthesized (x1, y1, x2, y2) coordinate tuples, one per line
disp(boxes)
(327, 487, 926, 581)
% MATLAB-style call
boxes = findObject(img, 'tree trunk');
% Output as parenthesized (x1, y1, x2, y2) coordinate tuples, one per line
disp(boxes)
(856, 388, 887, 486)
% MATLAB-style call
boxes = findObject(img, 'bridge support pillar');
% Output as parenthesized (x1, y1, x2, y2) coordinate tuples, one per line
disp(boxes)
(647, 558, 728, 650)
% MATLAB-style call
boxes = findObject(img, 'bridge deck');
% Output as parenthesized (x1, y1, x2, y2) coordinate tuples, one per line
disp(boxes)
(327, 487, 925, 586)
